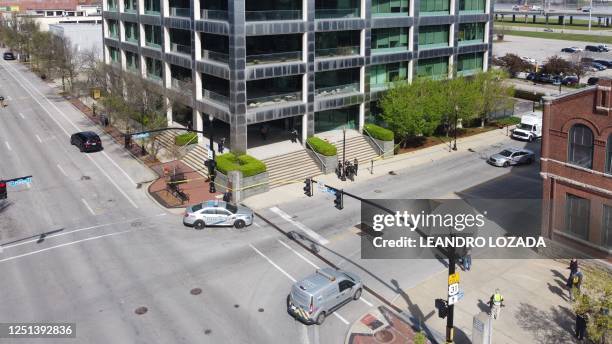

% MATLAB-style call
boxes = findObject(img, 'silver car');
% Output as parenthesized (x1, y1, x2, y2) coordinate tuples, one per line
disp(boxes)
(183, 200, 253, 229)
(287, 268, 363, 325)
(487, 147, 535, 167)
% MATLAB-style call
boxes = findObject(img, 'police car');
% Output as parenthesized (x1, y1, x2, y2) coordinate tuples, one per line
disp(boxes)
(183, 200, 254, 229)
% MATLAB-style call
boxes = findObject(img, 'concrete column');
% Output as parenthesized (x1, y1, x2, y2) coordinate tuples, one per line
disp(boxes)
(194, 72, 202, 100)
(448, 55, 454, 79)
(569, 16, 573, 24)
(408, 60, 414, 83)
(228, 0, 248, 153)
(165, 97, 173, 125)
(545, 14, 549, 24)
(512, 14, 515, 22)
(482, 50, 489, 72)
(193, 109, 203, 140)
(301, 113, 308, 144)
(137, 0, 144, 14)
(558, 16, 563, 25)
(162, 0, 169, 16)
(358, 103, 365, 132)
(533, 15, 536, 23)
(193, 0, 201, 20)
(450, 0, 456, 15)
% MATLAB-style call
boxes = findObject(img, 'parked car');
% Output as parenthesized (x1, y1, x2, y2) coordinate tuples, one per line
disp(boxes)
(512, 4, 521, 11)
(487, 148, 535, 167)
(536, 74, 555, 83)
(2, 52, 15, 60)
(552, 76, 562, 86)
(530, 5, 542, 10)
(561, 47, 581, 53)
(70, 131, 102, 152)
(587, 77, 600, 85)
(183, 200, 254, 229)
(521, 56, 536, 64)
(580, 6, 591, 12)
(287, 268, 363, 325)
(591, 62, 607, 71)
(585, 45, 604, 52)
(593, 59, 612, 67)
(562, 76, 579, 86)
(526, 72, 537, 81)
(598, 44, 610, 52)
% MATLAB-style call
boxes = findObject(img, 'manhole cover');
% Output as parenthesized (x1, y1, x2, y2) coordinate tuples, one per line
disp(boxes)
(134, 306, 148, 315)
(373, 329, 394, 343)
(258, 308, 264, 312)
(204, 329, 212, 335)
(374, 189, 382, 193)
(234, 304, 240, 308)
(388, 171, 397, 176)
(190, 288, 202, 295)
(81, 176, 91, 180)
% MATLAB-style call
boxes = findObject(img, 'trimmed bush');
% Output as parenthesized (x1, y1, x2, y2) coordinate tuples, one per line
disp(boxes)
(307, 137, 337, 156)
(513, 89, 544, 102)
(493, 116, 521, 127)
(364, 123, 394, 141)
(216, 153, 267, 177)
(175, 132, 198, 146)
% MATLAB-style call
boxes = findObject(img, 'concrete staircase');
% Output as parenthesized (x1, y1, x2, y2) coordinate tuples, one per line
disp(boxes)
(334, 135, 379, 165)
(182, 144, 209, 177)
(263, 149, 322, 188)
(154, 128, 186, 153)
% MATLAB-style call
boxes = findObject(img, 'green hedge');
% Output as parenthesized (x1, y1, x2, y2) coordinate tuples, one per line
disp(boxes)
(493, 116, 521, 126)
(513, 89, 544, 102)
(215, 153, 267, 177)
(364, 123, 394, 141)
(307, 137, 337, 156)
(175, 132, 198, 146)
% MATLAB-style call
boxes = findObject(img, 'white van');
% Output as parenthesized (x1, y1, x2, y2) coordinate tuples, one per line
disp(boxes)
(512, 112, 542, 142)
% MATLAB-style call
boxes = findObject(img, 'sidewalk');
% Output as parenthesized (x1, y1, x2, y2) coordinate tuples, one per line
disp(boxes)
(346, 259, 577, 344)
(243, 127, 517, 210)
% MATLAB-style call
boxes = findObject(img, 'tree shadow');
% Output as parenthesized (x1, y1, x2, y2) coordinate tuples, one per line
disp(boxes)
(515, 303, 576, 344)
(390, 278, 438, 343)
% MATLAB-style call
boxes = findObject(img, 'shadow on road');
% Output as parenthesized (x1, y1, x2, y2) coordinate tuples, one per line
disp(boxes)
(514, 303, 575, 344)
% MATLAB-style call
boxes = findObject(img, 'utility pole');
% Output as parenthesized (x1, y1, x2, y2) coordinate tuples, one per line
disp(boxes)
(208, 114, 216, 193)
(446, 244, 456, 343)
(341, 127, 347, 181)
(589, 0, 593, 31)
(452, 105, 458, 151)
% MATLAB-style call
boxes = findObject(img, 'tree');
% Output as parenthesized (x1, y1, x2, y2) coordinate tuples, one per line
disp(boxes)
(473, 70, 515, 127)
(572, 264, 611, 344)
(494, 53, 533, 77)
(440, 75, 480, 133)
(542, 55, 573, 75)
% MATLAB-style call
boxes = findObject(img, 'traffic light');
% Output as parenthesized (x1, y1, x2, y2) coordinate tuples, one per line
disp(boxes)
(334, 189, 343, 210)
(0, 180, 6, 200)
(303, 178, 313, 197)
(435, 298, 448, 319)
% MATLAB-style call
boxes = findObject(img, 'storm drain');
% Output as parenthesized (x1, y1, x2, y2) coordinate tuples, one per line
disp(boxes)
(134, 307, 148, 315)
(190, 288, 202, 295)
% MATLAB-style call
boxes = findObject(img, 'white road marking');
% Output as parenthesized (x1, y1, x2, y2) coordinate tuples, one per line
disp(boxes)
(18, 112, 24, 119)
(269, 207, 329, 245)
(360, 296, 374, 307)
(81, 198, 95, 215)
(0, 230, 134, 263)
(277, 239, 320, 270)
(4, 141, 11, 151)
(56, 164, 68, 177)
(301, 325, 310, 344)
(0, 60, 139, 206)
(0, 214, 166, 251)
(313, 325, 320, 344)
(35, 134, 42, 143)
(249, 243, 349, 326)
(253, 222, 261, 228)
(101, 151, 137, 186)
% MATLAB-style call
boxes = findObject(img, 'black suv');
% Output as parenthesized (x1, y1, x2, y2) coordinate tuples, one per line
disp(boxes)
(585, 45, 604, 52)
(70, 131, 103, 152)
(3, 52, 15, 60)
(587, 77, 600, 85)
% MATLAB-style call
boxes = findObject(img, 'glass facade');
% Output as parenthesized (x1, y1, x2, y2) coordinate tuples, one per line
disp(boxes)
(459, 0, 485, 13)
(109, 47, 120, 63)
(247, 34, 302, 65)
(247, 76, 302, 108)
(144, 25, 162, 48)
(108, 20, 119, 38)
(371, 28, 409, 54)
(417, 56, 448, 79)
(201, 0, 228, 20)
(245, 0, 302, 21)
(144, 0, 161, 14)
(146, 57, 163, 81)
(316, 31, 360, 58)
(458, 22, 485, 45)
(370, 62, 408, 90)
(124, 0, 138, 12)
(372, 0, 409, 16)
(169, 0, 190, 17)
(125, 22, 139, 43)
(108, 0, 118, 10)
(565, 194, 590, 240)
(418, 25, 449, 49)
(315, 68, 360, 97)
(457, 52, 483, 76)
(315, 0, 360, 19)
(170, 28, 191, 55)
(315, 106, 359, 132)
(126, 51, 140, 72)
(603, 205, 612, 249)
(202, 73, 230, 105)
(420, 0, 450, 15)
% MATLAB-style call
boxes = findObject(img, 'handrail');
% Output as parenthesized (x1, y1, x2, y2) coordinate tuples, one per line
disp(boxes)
(305, 140, 327, 171)
(178, 130, 199, 156)
(362, 127, 384, 155)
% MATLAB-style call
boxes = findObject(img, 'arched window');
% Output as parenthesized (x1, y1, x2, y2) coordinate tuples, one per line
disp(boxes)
(568, 124, 594, 169)
(606, 134, 612, 175)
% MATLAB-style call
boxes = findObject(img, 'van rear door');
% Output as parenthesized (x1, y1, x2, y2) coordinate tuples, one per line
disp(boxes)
(291, 284, 313, 314)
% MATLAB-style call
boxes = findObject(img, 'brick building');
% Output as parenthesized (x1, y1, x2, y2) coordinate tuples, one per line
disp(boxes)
(541, 79, 612, 258)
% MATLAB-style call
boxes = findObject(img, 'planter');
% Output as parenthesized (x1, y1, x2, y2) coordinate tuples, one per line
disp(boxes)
(368, 137, 395, 159)
(306, 149, 337, 174)
(215, 170, 269, 201)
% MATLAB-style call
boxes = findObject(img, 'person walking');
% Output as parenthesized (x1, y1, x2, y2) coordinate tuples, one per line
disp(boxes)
(569, 258, 578, 276)
(575, 312, 587, 340)
(218, 137, 225, 154)
(260, 125, 268, 140)
(489, 289, 504, 319)
(462, 249, 472, 271)
(353, 158, 359, 176)
(336, 161, 343, 179)
(290, 129, 298, 143)
(569, 268, 584, 301)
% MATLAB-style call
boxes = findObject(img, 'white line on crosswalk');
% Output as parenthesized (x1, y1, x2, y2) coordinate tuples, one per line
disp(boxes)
(277, 239, 320, 269)
(18, 112, 24, 119)
(269, 207, 329, 245)
(35, 134, 42, 143)
(4, 141, 11, 151)
(56, 164, 67, 177)
(81, 198, 95, 215)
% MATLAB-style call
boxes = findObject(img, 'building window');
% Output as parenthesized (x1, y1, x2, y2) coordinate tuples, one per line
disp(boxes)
(459, 0, 485, 12)
(144, 25, 162, 48)
(145, 57, 163, 81)
(125, 51, 140, 72)
(419, 25, 450, 49)
(371, 28, 409, 53)
(568, 124, 594, 169)
(125, 22, 139, 43)
(603, 205, 612, 249)
(107, 19, 119, 38)
(420, 0, 450, 15)
(109, 47, 120, 63)
(144, 0, 161, 14)
(606, 134, 612, 175)
(458, 23, 485, 45)
(370, 62, 408, 90)
(457, 52, 483, 76)
(565, 194, 590, 240)
(124, 0, 138, 12)
(417, 56, 448, 80)
(372, 0, 409, 16)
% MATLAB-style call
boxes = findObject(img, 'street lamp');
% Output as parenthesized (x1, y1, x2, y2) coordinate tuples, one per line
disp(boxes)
(341, 127, 347, 181)
(208, 114, 216, 194)
(588, 0, 593, 32)
(452, 105, 458, 151)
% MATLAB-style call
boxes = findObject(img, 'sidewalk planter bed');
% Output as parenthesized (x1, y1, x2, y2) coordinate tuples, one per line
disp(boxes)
(306, 137, 337, 174)
(493, 116, 521, 128)
(364, 124, 395, 158)
(174, 132, 198, 146)
(215, 153, 268, 200)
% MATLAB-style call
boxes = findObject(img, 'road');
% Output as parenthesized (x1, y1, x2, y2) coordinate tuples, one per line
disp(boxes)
(0, 55, 543, 344)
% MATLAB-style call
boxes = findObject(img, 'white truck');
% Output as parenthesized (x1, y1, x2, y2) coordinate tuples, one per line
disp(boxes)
(511, 112, 542, 142)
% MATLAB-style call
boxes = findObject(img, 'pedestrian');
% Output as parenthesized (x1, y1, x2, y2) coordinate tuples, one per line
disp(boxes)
(575, 312, 587, 340)
(345, 161, 354, 181)
(569, 268, 583, 301)
(260, 125, 268, 140)
(222, 191, 231, 203)
(218, 137, 225, 154)
(353, 158, 359, 176)
(569, 258, 578, 276)
(462, 249, 472, 271)
(336, 161, 343, 179)
(489, 289, 504, 319)
(290, 128, 298, 143)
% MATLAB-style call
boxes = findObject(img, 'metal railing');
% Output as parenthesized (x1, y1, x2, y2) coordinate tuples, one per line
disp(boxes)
(245, 10, 302, 21)
(124, 7, 138, 13)
(144, 9, 160, 15)
(145, 41, 162, 49)
(362, 126, 384, 155)
(125, 36, 139, 44)
(315, 46, 360, 58)
(169, 7, 190, 17)
(201, 49, 229, 63)
(315, 8, 360, 19)
(247, 91, 302, 108)
(171, 43, 191, 55)
(315, 83, 359, 97)
(305, 139, 327, 171)
(201, 9, 228, 20)
(202, 89, 229, 106)
(246, 51, 302, 65)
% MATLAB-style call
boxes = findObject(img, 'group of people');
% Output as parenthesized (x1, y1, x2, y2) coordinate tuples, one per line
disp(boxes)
(567, 258, 588, 341)
(336, 159, 359, 181)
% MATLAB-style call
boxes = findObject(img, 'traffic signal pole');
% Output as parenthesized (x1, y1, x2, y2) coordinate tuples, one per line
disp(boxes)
(446, 245, 456, 343)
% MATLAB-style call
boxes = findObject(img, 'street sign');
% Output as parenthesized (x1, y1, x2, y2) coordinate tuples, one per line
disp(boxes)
(132, 132, 150, 139)
(448, 271, 462, 306)
(207, 149, 213, 160)
(448, 272, 460, 285)
(448, 294, 460, 305)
